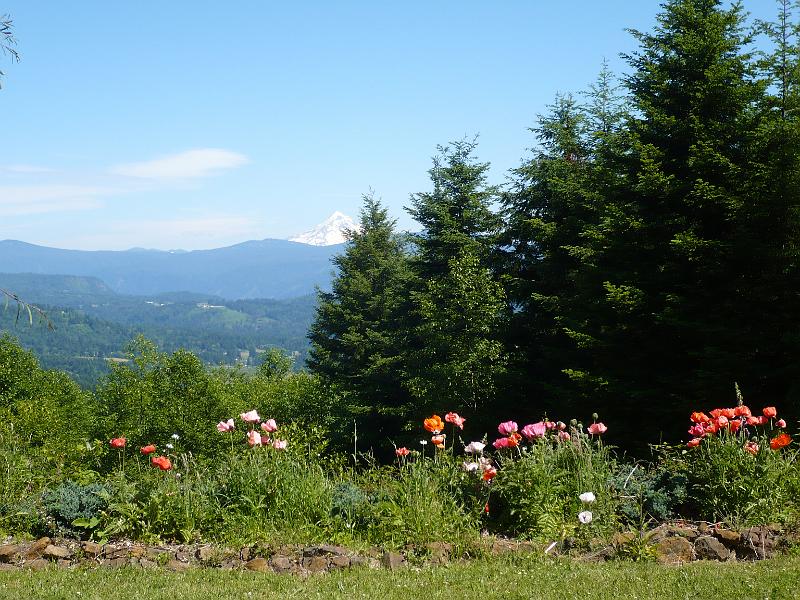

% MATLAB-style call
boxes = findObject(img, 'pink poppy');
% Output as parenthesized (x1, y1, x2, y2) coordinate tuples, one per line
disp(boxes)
(777, 419, 787, 428)
(521, 422, 547, 440)
(687, 437, 702, 448)
(247, 430, 263, 447)
(395, 447, 410, 457)
(744, 441, 759, 455)
(445, 412, 466, 430)
(260, 419, 278, 433)
(497, 421, 518, 436)
(558, 431, 571, 442)
(587, 422, 607, 435)
(272, 439, 288, 450)
(493, 437, 511, 450)
(688, 424, 705, 437)
(240, 410, 261, 423)
(216, 419, 235, 433)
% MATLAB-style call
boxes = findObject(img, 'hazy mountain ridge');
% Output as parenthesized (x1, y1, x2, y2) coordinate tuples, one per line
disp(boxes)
(0, 238, 343, 300)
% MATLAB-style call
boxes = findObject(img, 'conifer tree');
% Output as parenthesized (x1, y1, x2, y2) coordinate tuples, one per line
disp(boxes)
(307, 193, 413, 451)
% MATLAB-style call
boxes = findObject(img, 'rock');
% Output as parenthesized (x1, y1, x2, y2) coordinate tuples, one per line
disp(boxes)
(139, 558, 157, 569)
(245, 558, 270, 573)
(381, 551, 405, 570)
(0, 544, 21, 563)
(105, 557, 129, 568)
(425, 541, 452, 562)
(81, 541, 103, 558)
(103, 547, 129, 560)
(24, 537, 51, 560)
(349, 555, 368, 568)
(26, 559, 51, 571)
(174, 551, 192, 563)
(166, 559, 191, 572)
(740, 526, 777, 560)
(304, 556, 328, 573)
(240, 547, 251, 561)
(129, 546, 146, 558)
(655, 536, 695, 565)
(196, 546, 216, 563)
(715, 529, 741, 546)
(220, 558, 241, 570)
(695, 535, 730, 561)
(57, 559, 71, 567)
(305, 544, 349, 557)
(270, 556, 292, 573)
(330, 555, 351, 569)
(0, 563, 18, 571)
(43, 545, 72, 560)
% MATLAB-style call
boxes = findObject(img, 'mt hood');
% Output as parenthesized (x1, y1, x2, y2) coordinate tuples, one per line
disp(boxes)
(289, 211, 357, 246)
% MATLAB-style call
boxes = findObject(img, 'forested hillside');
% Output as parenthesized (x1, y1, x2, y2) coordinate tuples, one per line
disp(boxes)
(0, 274, 316, 387)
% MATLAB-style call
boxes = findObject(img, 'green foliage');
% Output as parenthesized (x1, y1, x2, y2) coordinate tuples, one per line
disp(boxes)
(41, 481, 108, 537)
(489, 429, 618, 542)
(610, 463, 687, 526)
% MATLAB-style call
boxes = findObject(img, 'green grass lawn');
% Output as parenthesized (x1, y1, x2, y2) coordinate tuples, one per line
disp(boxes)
(2, 555, 799, 600)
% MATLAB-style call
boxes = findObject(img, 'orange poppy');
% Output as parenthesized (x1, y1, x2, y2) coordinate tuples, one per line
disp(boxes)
(431, 434, 446, 448)
(507, 432, 522, 448)
(151, 455, 172, 470)
(140, 444, 156, 455)
(734, 405, 752, 417)
(770, 433, 791, 451)
(424, 415, 445, 434)
(690, 412, 711, 424)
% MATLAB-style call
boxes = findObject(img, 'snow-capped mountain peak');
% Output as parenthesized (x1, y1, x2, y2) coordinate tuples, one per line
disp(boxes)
(289, 211, 357, 246)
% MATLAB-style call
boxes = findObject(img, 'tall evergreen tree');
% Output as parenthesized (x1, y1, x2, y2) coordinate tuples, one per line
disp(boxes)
(405, 139, 506, 422)
(559, 0, 769, 444)
(307, 193, 413, 452)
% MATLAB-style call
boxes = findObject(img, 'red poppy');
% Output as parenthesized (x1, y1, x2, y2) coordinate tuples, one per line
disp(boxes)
(110, 437, 126, 449)
(734, 405, 752, 417)
(763, 407, 778, 418)
(687, 437, 702, 448)
(151, 455, 172, 470)
(770, 433, 791, 451)
(744, 441, 759, 455)
(395, 447, 410, 458)
(729, 420, 742, 434)
(507, 432, 522, 448)
(140, 444, 156, 455)
(482, 466, 497, 481)
(690, 412, 711, 424)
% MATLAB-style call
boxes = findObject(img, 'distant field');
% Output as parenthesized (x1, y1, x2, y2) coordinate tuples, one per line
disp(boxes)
(1, 556, 799, 600)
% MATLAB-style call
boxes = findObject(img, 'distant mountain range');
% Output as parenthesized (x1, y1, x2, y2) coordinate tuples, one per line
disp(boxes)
(0, 237, 343, 300)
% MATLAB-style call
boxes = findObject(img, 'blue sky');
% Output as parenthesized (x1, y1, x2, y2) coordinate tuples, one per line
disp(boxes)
(0, 1, 777, 250)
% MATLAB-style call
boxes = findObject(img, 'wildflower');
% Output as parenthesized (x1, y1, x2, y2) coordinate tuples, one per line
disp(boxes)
(110, 437, 126, 449)
(445, 412, 466, 430)
(763, 407, 777, 418)
(272, 439, 287, 450)
(260, 419, 278, 433)
(151, 455, 172, 471)
(587, 422, 607, 435)
(464, 441, 486, 454)
(395, 447, 410, 458)
(578, 511, 593, 524)
(744, 441, 759, 455)
(770, 433, 791, 451)
(140, 444, 156, 455)
(171, 433, 180, 440)
(247, 431, 262, 447)
(240, 410, 261, 423)
(166, 443, 174, 450)
(462, 461, 480, 473)
(431, 434, 446, 448)
(687, 437, 702, 448)
(777, 419, 787, 428)
(521, 422, 547, 440)
(497, 421, 518, 436)
(493, 437, 511, 450)
(579, 492, 596, 504)
(217, 418, 235, 433)
(423, 415, 445, 434)
(482, 466, 497, 481)
(688, 424, 705, 437)
(690, 412, 711, 424)
(734, 406, 752, 417)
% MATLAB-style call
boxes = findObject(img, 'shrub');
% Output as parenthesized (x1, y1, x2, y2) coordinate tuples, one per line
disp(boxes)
(42, 480, 108, 537)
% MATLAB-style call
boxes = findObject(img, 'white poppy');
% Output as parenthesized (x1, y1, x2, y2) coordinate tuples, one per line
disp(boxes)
(579, 492, 596, 504)
(578, 511, 593, 524)
(464, 441, 486, 454)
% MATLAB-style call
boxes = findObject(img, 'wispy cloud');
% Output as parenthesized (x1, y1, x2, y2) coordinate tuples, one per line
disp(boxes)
(0, 184, 113, 216)
(0, 164, 55, 174)
(110, 148, 249, 180)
